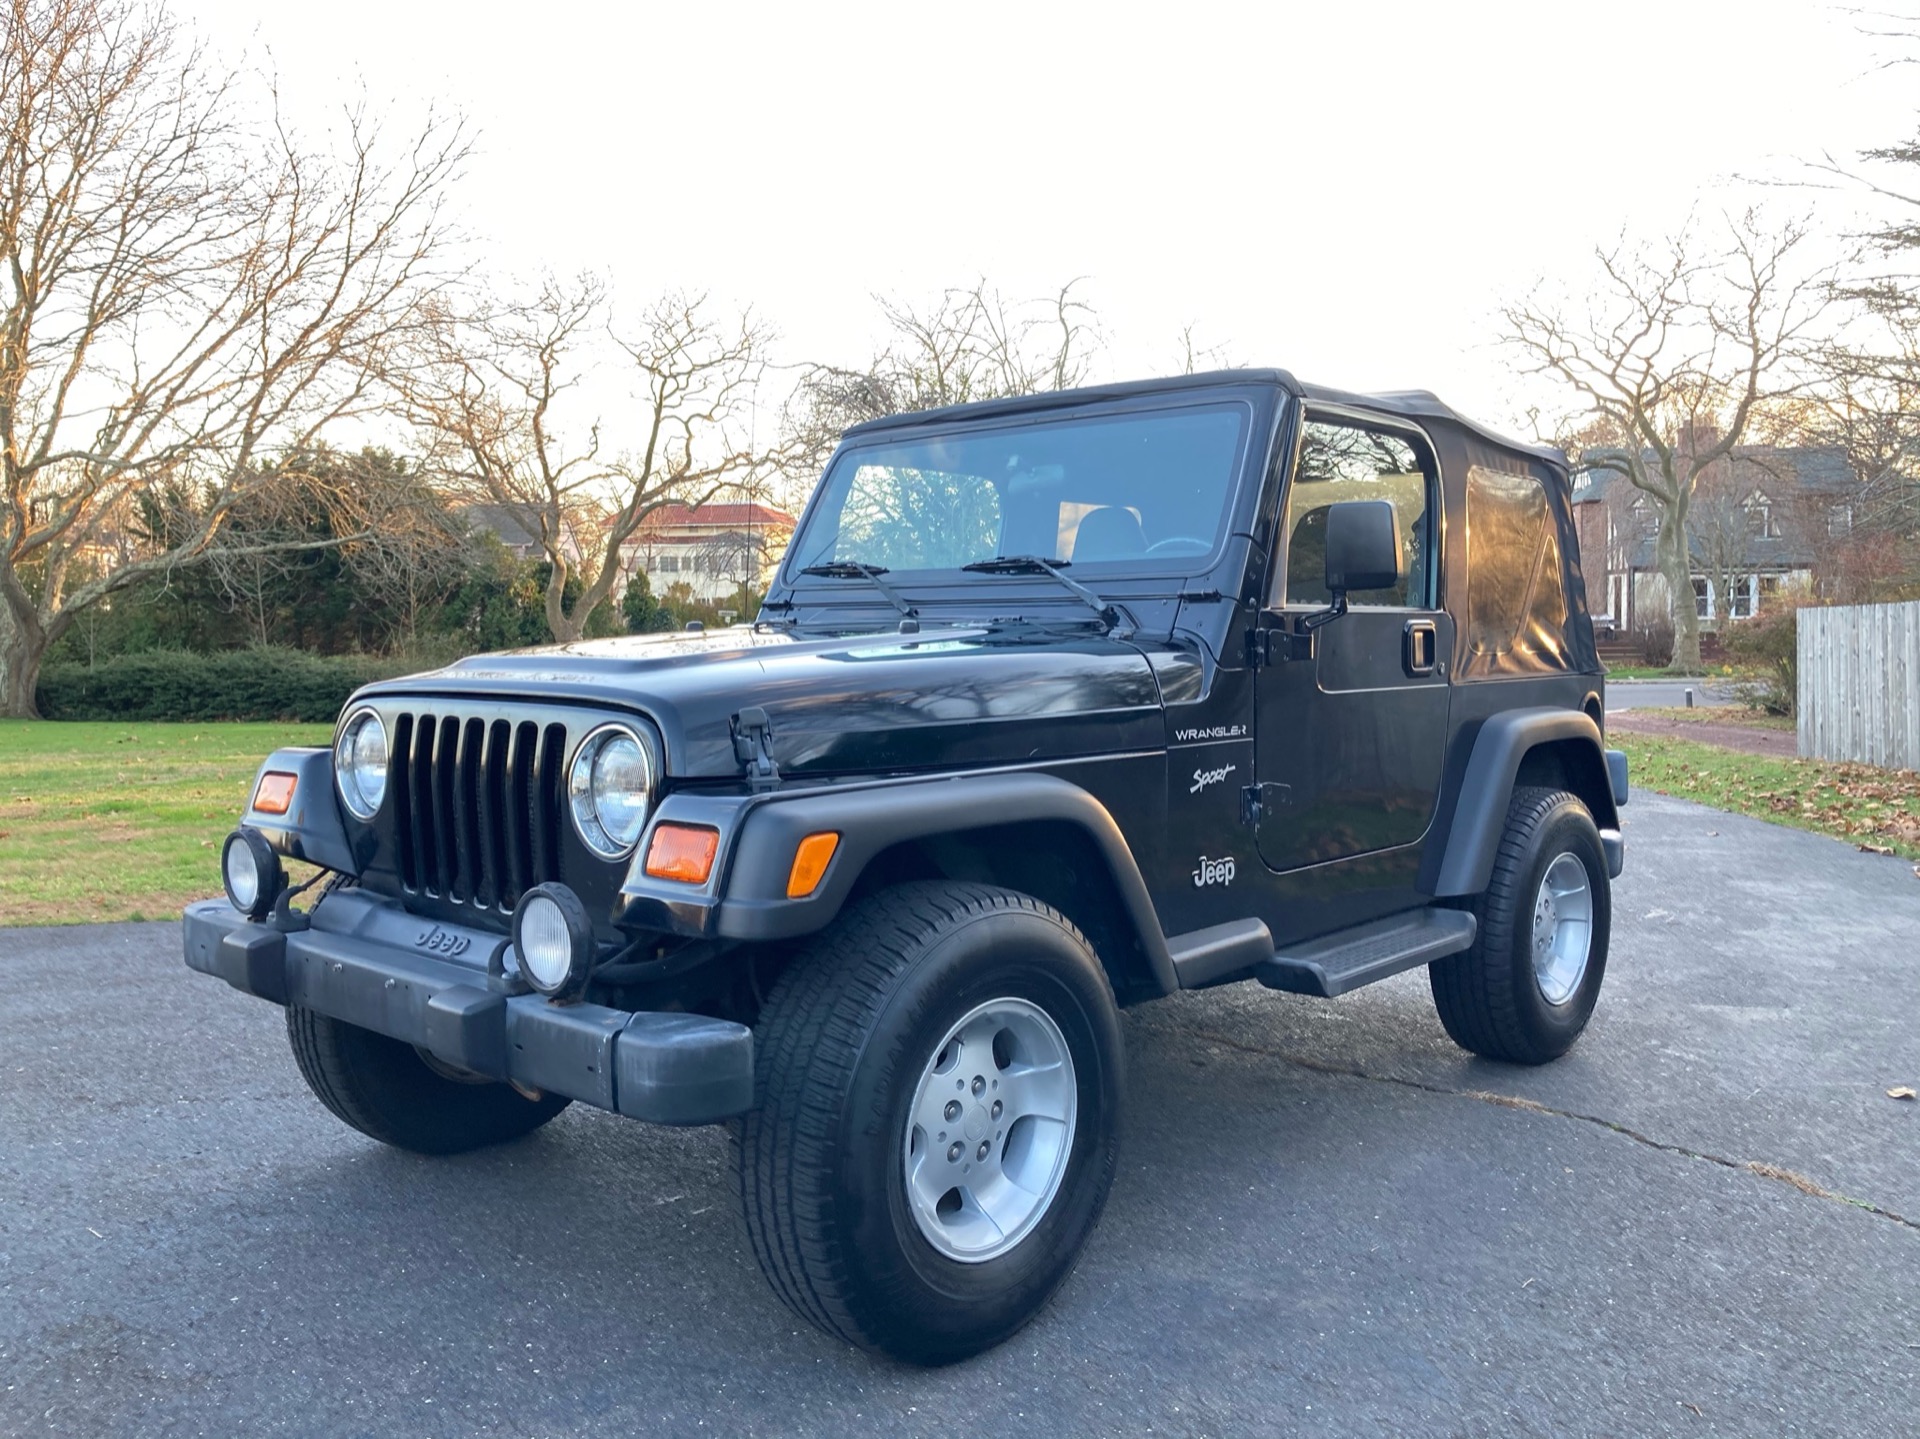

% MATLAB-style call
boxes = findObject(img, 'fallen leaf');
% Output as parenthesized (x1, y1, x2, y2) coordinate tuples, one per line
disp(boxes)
(1889, 1087, 1918, 1101)
(1857, 842, 1896, 856)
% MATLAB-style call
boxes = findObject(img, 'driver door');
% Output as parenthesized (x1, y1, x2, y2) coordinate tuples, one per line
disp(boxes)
(1253, 410, 1452, 875)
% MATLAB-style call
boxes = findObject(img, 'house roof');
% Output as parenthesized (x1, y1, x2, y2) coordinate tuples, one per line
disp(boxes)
(1571, 443, 1855, 504)
(458, 502, 548, 549)
(636, 502, 796, 533)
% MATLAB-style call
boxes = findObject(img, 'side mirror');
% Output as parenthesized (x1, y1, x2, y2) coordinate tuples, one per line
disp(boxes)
(1323, 500, 1402, 596)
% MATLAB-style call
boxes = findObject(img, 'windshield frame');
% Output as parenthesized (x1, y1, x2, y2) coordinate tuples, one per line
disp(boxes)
(777, 392, 1263, 597)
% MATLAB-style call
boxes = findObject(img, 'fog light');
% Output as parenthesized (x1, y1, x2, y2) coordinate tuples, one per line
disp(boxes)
(222, 827, 283, 920)
(512, 883, 594, 997)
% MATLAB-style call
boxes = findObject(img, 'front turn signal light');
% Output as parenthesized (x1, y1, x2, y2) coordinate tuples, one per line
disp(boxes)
(644, 823, 720, 884)
(252, 771, 297, 815)
(786, 832, 840, 898)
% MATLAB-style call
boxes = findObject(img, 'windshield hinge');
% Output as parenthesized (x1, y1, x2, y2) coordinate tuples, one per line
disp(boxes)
(1240, 782, 1291, 825)
(731, 706, 780, 790)
(1249, 622, 1316, 666)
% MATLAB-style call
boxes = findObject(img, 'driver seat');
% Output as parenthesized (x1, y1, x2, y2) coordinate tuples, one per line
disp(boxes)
(1072, 506, 1146, 561)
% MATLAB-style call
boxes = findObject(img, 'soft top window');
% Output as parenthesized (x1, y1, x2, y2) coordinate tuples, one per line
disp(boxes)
(1464, 464, 1571, 674)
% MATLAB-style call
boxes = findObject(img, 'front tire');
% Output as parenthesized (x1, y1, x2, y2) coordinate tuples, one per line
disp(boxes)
(285, 1006, 571, 1154)
(737, 881, 1123, 1365)
(1429, 787, 1611, 1065)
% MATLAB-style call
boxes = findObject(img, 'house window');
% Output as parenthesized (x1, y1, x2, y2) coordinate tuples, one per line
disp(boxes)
(1693, 577, 1712, 619)
(1726, 575, 1755, 620)
(1756, 575, 1781, 612)
(1829, 504, 1853, 536)
(1745, 490, 1778, 540)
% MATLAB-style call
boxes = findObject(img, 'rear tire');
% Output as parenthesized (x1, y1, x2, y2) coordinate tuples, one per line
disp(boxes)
(1429, 787, 1611, 1065)
(285, 1005, 571, 1154)
(737, 880, 1123, 1365)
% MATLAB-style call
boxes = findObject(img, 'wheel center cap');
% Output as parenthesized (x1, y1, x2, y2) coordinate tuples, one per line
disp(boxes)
(964, 1103, 989, 1141)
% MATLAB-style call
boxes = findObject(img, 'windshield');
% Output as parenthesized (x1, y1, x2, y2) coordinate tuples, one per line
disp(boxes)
(784, 401, 1250, 582)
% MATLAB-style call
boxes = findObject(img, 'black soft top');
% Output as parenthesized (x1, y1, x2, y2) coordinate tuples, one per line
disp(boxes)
(841, 367, 1565, 473)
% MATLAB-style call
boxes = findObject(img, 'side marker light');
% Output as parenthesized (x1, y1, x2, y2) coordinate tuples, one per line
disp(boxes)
(786, 832, 840, 898)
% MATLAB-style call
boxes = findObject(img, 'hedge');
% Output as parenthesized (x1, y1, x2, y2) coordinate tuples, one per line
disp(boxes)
(36, 647, 420, 723)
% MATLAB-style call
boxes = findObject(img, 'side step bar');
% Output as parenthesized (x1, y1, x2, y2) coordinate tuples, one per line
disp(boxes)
(1255, 908, 1478, 998)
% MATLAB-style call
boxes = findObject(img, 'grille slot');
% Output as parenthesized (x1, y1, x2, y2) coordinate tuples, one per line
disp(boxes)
(387, 711, 567, 908)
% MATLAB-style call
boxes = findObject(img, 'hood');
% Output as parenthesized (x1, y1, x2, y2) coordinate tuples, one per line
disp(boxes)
(355, 623, 1174, 780)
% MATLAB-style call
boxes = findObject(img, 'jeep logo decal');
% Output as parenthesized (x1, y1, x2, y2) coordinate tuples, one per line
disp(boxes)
(1192, 855, 1236, 888)
(413, 925, 471, 957)
(1190, 763, 1236, 794)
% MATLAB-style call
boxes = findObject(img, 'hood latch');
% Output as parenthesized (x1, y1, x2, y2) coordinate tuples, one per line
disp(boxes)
(731, 706, 780, 790)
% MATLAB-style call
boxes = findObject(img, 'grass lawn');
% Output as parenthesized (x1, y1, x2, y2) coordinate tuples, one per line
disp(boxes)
(1604, 664, 1752, 681)
(0, 720, 330, 926)
(1624, 706, 1794, 732)
(1612, 729, 1920, 861)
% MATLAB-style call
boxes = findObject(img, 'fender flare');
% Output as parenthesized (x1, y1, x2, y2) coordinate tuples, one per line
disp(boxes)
(1429, 708, 1621, 898)
(714, 771, 1178, 996)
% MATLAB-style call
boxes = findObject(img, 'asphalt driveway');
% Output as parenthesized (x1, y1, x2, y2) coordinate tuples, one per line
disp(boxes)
(3, 793, 1916, 1438)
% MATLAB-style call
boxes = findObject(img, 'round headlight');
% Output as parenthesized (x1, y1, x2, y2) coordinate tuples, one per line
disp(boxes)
(335, 708, 389, 820)
(568, 725, 652, 858)
(512, 883, 593, 996)
(222, 827, 283, 920)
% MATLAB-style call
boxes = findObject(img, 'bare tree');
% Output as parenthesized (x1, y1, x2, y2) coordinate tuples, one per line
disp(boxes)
(1501, 212, 1834, 671)
(397, 279, 782, 642)
(0, 0, 467, 714)
(1173, 322, 1235, 375)
(1775, 22, 1920, 594)
(333, 460, 470, 648)
(781, 280, 1100, 502)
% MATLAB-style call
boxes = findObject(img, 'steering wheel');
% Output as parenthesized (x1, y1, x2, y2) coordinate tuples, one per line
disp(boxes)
(1144, 536, 1211, 557)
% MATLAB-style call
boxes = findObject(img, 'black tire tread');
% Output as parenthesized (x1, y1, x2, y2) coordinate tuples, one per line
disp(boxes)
(737, 880, 1098, 1351)
(285, 1004, 569, 1154)
(1431, 786, 1579, 1063)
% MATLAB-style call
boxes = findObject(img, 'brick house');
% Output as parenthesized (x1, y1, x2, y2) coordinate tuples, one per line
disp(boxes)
(1570, 436, 1856, 636)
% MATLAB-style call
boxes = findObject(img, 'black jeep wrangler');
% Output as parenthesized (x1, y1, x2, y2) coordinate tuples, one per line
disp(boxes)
(184, 369, 1627, 1364)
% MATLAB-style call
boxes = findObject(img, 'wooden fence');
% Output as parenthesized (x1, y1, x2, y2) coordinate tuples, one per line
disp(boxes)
(1798, 601, 1920, 771)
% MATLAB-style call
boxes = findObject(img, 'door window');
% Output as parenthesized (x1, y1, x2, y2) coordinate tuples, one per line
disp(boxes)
(1276, 417, 1438, 608)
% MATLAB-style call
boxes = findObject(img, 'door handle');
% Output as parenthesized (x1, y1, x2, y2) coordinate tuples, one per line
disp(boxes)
(1404, 619, 1438, 676)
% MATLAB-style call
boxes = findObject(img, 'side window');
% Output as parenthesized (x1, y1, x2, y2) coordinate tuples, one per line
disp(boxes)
(1275, 417, 1437, 608)
(1464, 465, 1570, 669)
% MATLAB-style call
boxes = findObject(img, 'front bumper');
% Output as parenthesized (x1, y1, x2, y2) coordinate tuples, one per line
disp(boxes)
(183, 891, 753, 1126)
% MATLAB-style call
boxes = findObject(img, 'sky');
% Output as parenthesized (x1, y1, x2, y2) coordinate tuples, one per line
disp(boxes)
(175, 0, 1918, 444)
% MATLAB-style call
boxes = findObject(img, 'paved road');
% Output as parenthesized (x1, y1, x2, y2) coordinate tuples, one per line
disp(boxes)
(1604, 679, 1736, 711)
(4, 794, 1917, 1438)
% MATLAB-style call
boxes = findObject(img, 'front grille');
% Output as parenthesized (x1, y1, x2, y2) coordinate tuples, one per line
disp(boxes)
(388, 712, 569, 909)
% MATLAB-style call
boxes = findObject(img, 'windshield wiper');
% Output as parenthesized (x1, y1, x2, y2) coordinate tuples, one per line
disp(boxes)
(959, 555, 1126, 632)
(799, 562, 918, 619)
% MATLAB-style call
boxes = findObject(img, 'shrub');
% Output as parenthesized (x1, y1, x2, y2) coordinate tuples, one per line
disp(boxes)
(1720, 605, 1800, 716)
(36, 647, 416, 723)
(1633, 615, 1675, 668)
